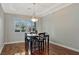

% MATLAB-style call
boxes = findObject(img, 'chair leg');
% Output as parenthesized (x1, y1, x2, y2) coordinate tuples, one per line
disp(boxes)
(38, 42, 40, 54)
(45, 40, 46, 52)
(30, 41, 32, 55)
(43, 41, 44, 51)
(41, 42, 42, 51)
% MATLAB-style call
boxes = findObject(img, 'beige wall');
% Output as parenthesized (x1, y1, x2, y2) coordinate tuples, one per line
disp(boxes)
(4, 13, 42, 43)
(3, 3, 79, 51)
(42, 4, 79, 51)
(0, 4, 4, 53)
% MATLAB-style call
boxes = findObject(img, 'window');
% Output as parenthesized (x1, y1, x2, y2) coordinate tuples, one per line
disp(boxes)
(14, 18, 34, 32)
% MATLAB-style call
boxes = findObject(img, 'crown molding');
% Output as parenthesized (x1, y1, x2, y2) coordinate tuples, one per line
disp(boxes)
(38, 4, 72, 17)
(5, 13, 42, 19)
(1, 3, 72, 17)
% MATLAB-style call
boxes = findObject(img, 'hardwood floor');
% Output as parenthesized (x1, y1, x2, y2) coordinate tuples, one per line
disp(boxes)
(1, 42, 79, 55)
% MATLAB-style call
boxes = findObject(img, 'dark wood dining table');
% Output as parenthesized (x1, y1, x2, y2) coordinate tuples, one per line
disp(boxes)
(25, 33, 49, 55)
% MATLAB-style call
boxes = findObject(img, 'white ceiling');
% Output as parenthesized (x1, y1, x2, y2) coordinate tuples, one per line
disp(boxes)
(1, 3, 71, 17)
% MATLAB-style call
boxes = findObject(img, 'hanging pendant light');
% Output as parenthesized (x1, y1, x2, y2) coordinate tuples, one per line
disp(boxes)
(32, 17, 38, 22)
(31, 3, 38, 22)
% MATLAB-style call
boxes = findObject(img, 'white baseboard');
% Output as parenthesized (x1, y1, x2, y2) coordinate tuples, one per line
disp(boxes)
(49, 41, 79, 52)
(4, 40, 25, 44)
(4, 40, 79, 53)
(0, 44, 4, 54)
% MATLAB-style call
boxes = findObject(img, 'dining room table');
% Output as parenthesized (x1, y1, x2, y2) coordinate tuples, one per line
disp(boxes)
(25, 33, 49, 55)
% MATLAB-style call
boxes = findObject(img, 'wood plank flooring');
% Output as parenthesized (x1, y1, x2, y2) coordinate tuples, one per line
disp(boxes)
(1, 42, 79, 55)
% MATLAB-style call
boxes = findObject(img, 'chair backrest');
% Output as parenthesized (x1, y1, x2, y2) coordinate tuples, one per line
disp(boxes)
(25, 33, 27, 39)
(39, 33, 45, 40)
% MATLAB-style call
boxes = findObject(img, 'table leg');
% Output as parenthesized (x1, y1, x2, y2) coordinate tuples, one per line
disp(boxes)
(48, 36, 49, 55)
(28, 41, 32, 55)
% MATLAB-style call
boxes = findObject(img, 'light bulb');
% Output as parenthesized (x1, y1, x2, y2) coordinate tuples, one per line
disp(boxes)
(32, 18, 38, 22)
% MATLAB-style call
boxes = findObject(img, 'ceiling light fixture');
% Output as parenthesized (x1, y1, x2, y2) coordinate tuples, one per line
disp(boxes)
(31, 3, 38, 22)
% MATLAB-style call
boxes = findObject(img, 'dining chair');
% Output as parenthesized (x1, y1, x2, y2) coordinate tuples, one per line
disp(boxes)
(25, 33, 40, 54)
(31, 36, 39, 54)
(38, 33, 46, 52)
(31, 32, 46, 54)
(25, 33, 28, 53)
(45, 35, 49, 54)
